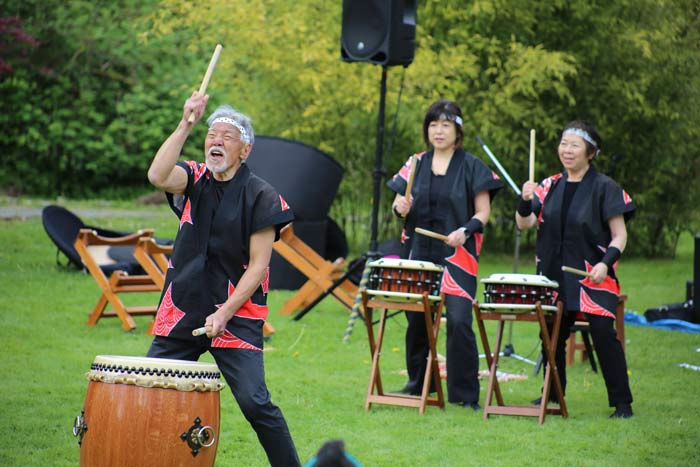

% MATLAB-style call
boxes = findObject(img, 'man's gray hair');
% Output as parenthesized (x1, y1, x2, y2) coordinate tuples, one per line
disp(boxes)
(206, 105, 255, 145)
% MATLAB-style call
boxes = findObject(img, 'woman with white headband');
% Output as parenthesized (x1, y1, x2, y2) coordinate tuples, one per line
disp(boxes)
(388, 100, 503, 411)
(516, 120, 635, 419)
(146, 91, 301, 465)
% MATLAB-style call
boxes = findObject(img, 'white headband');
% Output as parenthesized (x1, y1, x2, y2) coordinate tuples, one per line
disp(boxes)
(563, 128, 597, 148)
(211, 117, 251, 144)
(439, 113, 463, 126)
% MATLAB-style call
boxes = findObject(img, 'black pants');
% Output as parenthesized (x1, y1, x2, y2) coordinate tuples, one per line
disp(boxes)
(544, 310, 633, 407)
(148, 336, 301, 467)
(405, 295, 479, 404)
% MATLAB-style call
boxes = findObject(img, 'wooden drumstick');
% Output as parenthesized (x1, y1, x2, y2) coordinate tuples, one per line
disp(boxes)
(561, 265, 592, 278)
(192, 327, 207, 336)
(415, 227, 448, 242)
(405, 155, 418, 199)
(188, 43, 223, 123)
(529, 128, 536, 182)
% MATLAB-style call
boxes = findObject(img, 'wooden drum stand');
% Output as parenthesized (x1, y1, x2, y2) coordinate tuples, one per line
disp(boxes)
(473, 301, 568, 424)
(362, 290, 445, 415)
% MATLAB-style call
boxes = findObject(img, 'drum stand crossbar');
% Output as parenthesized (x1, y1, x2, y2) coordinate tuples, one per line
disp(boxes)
(474, 301, 568, 424)
(362, 291, 445, 415)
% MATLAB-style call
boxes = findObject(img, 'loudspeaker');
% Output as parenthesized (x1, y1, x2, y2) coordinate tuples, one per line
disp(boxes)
(340, 0, 417, 66)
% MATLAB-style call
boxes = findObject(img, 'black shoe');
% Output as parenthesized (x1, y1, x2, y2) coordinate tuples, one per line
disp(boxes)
(391, 384, 431, 396)
(465, 401, 481, 411)
(453, 401, 481, 411)
(531, 396, 560, 406)
(391, 383, 436, 396)
(609, 403, 633, 419)
(391, 385, 417, 395)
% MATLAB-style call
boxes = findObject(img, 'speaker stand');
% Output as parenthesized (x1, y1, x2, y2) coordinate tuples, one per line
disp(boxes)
(368, 66, 388, 258)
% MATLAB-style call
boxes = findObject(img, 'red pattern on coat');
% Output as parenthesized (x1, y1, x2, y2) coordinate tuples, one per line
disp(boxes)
(261, 267, 270, 294)
(535, 173, 563, 225)
(395, 152, 427, 183)
(445, 245, 478, 277)
(185, 160, 208, 185)
(179, 198, 193, 228)
(473, 232, 484, 256)
(440, 267, 474, 300)
(216, 281, 269, 321)
(579, 288, 616, 318)
(622, 190, 633, 205)
(579, 262, 620, 296)
(153, 284, 185, 336)
(279, 195, 290, 211)
(211, 330, 262, 350)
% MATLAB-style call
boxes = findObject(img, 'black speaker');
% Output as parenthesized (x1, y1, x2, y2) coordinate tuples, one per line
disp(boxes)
(340, 0, 417, 66)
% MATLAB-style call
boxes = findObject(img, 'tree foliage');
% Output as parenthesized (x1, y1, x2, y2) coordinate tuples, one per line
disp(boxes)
(2, 0, 698, 257)
(0, 0, 202, 197)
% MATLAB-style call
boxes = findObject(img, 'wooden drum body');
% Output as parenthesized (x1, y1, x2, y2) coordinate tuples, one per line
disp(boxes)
(480, 273, 559, 313)
(74, 355, 224, 467)
(365, 258, 444, 302)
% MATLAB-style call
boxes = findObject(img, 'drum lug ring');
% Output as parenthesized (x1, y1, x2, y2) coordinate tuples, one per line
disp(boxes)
(181, 417, 216, 457)
(72, 409, 88, 445)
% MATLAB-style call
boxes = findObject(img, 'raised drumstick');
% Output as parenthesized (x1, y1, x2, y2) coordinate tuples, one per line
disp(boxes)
(415, 227, 448, 242)
(529, 128, 536, 182)
(188, 44, 223, 123)
(561, 265, 592, 277)
(405, 155, 418, 199)
(192, 327, 207, 336)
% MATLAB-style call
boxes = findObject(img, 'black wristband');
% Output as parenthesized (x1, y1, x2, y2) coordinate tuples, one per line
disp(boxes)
(601, 246, 622, 269)
(392, 205, 402, 218)
(463, 218, 484, 236)
(517, 198, 533, 217)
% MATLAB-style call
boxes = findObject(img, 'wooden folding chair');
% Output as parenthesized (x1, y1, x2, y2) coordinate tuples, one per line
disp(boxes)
(273, 224, 358, 317)
(133, 237, 172, 290)
(74, 228, 161, 331)
(132, 237, 276, 337)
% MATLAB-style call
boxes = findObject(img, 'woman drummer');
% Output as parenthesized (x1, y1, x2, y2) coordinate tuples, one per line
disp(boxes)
(516, 120, 635, 418)
(387, 99, 503, 410)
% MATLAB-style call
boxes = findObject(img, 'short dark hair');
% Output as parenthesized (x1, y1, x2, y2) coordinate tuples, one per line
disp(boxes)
(562, 120, 602, 156)
(422, 100, 464, 149)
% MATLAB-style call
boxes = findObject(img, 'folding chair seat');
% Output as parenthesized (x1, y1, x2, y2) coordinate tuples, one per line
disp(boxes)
(566, 294, 627, 369)
(273, 223, 358, 316)
(74, 229, 162, 331)
(42, 204, 141, 273)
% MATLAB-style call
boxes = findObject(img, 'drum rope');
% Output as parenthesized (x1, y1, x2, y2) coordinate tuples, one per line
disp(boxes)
(342, 258, 372, 343)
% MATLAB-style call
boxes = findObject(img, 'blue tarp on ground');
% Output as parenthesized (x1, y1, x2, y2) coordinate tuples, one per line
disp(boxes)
(625, 312, 700, 333)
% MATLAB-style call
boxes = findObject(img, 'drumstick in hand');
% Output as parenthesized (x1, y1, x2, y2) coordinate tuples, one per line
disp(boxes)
(405, 155, 418, 199)
(415, 227, 448, 242)
(188, 44, 223, 123)
(192, 327, 207, 336)
(529, 129, 536, 183)
(398, 156, 418, 218)
(561, 265, 592, 278)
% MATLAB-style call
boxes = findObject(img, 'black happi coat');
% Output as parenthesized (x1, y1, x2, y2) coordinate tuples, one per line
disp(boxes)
(153, 161, 294, 349)
(532, 165, 635, 317)
(387, 148, 503, 300)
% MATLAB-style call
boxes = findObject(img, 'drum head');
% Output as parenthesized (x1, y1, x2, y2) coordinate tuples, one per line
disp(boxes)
(480, 273, 558, 288)
(367, 258, 443, 272)
(88, 355, 224, 392)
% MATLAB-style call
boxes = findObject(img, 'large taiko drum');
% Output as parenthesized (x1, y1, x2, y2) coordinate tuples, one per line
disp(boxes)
(365, 258, 444, 302)
(73, 355, 224, 467)
(480, 273, 559, 313)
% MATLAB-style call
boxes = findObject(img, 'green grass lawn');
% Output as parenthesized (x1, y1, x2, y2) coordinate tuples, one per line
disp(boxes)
(0, 202, 699, 466)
